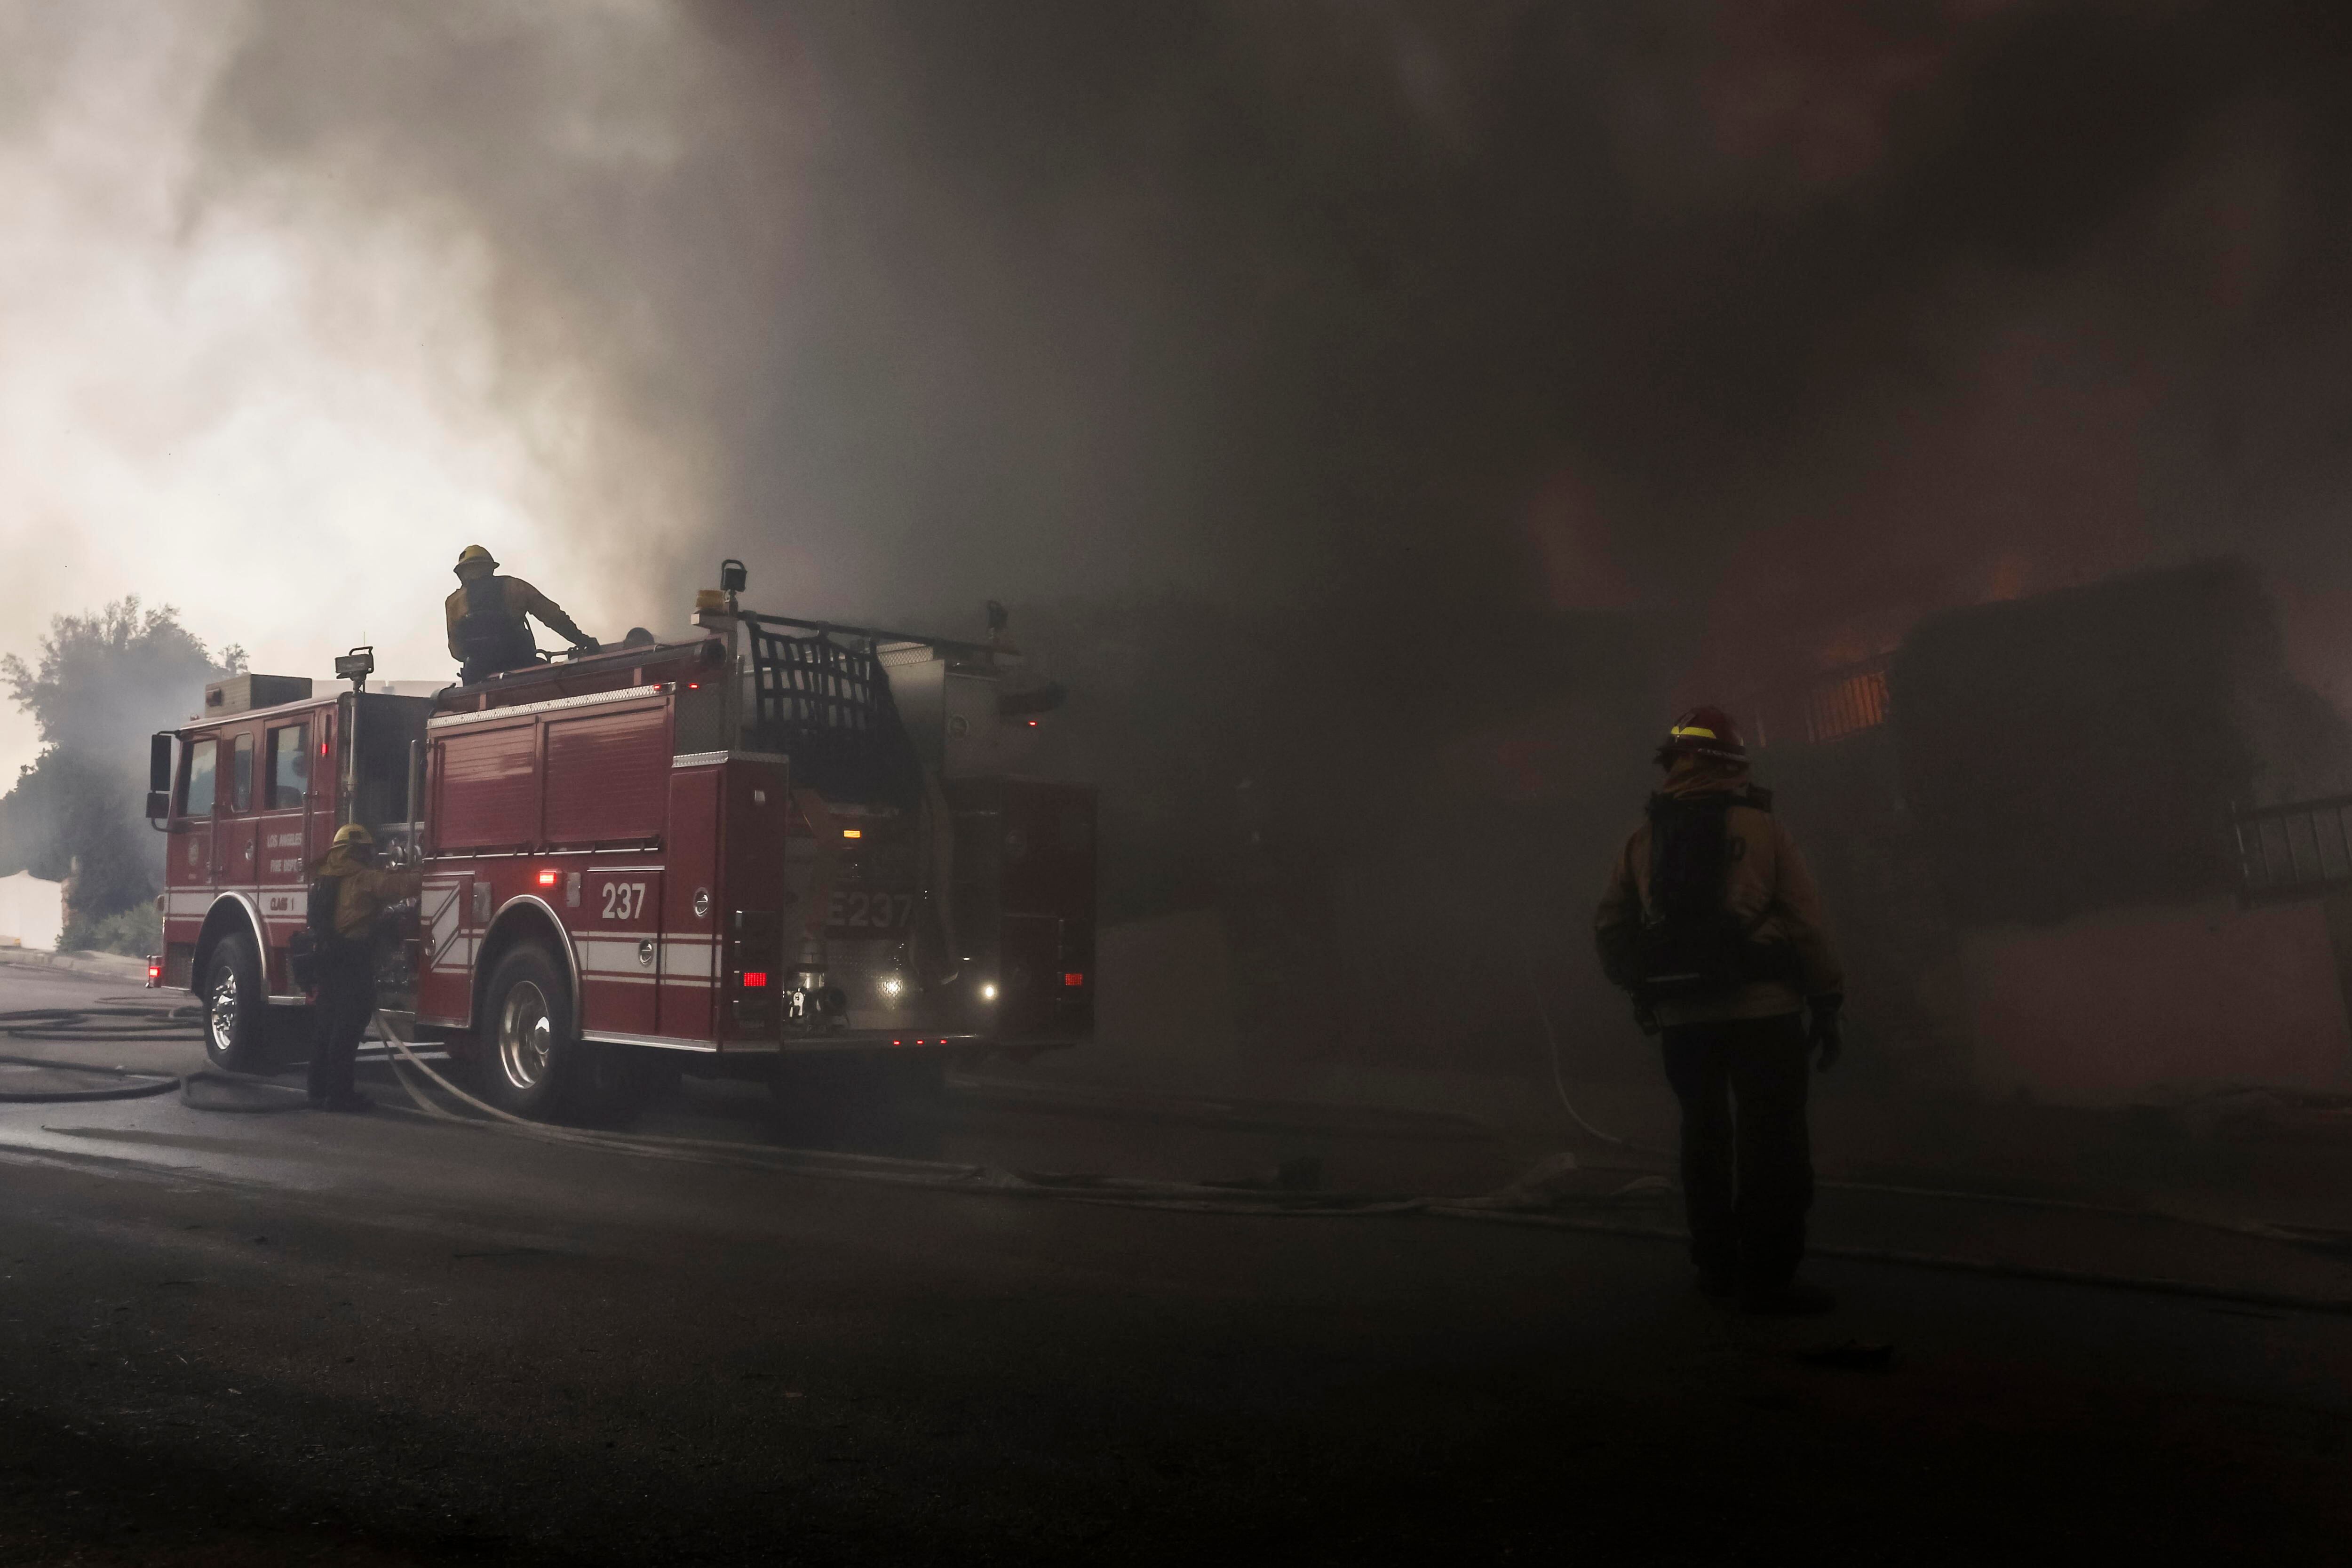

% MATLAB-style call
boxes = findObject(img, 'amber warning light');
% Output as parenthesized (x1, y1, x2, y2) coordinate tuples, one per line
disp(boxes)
(842, 828, 863, 839)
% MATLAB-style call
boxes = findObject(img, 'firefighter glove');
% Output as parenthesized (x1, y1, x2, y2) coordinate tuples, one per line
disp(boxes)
(1809, 993, 1844, 1073)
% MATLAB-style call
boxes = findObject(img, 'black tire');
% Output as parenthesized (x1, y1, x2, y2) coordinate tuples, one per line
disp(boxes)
(475, 944, 577, 1121)
(201, 932, 271, 1074)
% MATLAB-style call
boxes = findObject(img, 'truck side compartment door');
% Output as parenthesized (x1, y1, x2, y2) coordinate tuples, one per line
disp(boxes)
(577, 869, 663, 1036)
(660, 764, 723, 1042)
(541, 702, 670, 1039)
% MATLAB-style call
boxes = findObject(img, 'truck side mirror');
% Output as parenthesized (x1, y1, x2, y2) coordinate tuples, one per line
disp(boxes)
(147, 734, 174, 820)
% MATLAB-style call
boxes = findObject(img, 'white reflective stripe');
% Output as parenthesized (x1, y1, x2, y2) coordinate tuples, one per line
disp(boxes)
(427, 684, 664, 730)
(581, 1031, 717, 1052)
(573, 935, 657, 973)
(428, 935, 478, 973)
(671, 750, 789, 769)
(662, 939, 716, 979)
(423, 886, 467, 969)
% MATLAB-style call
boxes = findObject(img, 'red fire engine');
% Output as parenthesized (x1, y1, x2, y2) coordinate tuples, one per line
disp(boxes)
(148, 575, 1096, 1119)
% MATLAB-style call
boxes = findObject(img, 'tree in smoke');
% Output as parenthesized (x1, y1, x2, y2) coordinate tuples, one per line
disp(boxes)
(0, 600, 243, 951)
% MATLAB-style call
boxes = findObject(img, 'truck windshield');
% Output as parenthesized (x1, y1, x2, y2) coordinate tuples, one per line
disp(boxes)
(183, 738, 217, 818)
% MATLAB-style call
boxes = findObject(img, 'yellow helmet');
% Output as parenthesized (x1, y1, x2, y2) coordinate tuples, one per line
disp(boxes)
(330, 823, 375, 849)
(453, 544, 498, 577)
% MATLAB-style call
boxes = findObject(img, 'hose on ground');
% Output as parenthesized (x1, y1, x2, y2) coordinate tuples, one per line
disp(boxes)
(1433, 1204, 2352, 1318)
(0, 1005, 204, 1041)
(0, 1052, 182, 1103)
(1522, 954, 1675, 1160)
(0, 1002, 196, 1101)
(374, 1018, 1421, 1213)
(178, 1070, 312, 1114)
(1505, 978, 2352, 1255)
(360, 1019, 2352, 1312)
(4, 1000, 2343, 1315)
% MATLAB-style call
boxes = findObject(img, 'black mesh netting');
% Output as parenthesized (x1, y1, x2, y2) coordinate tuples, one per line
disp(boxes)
(745, 629, 925, 808)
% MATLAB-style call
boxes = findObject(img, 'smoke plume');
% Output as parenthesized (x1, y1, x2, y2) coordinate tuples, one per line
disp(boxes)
(11, 2, 2352, 720)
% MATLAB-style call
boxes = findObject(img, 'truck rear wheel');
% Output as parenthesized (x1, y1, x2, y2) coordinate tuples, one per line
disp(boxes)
(201, 932, 271, 1075)
(477, 945, 575, 1120)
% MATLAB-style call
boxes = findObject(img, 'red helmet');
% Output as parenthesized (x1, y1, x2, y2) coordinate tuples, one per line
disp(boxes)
(1656, 705, 1746, 765)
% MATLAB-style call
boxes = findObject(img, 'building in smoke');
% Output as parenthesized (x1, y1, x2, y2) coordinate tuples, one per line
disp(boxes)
(1752, 557, 2352, 1102)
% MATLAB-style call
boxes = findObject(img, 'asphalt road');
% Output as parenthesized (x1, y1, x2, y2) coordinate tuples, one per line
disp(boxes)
(0, 964, 2348, 1564)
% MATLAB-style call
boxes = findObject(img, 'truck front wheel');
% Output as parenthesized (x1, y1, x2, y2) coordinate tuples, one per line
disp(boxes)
(201, 932, 270, 1075)
(478, 945, 574, 1120)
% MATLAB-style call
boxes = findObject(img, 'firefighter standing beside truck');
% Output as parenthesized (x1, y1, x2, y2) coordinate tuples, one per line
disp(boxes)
(445, 544, 598, 684)
(1594, 707, 1845, 1316)
(305, 824, 422, 1112)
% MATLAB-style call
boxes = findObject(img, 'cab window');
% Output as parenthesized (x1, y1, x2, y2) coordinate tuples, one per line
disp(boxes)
(267, 723, 309, 810)
(182, 739, 217, 818)
(229, 733, 254, 813)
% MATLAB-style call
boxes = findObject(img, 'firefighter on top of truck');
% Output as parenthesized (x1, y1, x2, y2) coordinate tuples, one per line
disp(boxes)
(306, 822, 422, 1112)
(1594, 706, 1845, 1318)
(445, 544, 598, 684)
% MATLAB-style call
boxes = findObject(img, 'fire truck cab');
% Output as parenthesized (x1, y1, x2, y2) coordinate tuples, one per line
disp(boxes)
(151, 583, 1096, 1120)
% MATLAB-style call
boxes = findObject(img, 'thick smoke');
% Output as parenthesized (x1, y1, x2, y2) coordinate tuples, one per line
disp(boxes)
(171, 1, 2352, 701)
(12, 1, 2352, 1052)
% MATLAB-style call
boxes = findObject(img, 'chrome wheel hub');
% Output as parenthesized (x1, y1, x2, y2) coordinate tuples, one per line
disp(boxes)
(207, 969, 239, 1054)
(497, 981, 554, 1091)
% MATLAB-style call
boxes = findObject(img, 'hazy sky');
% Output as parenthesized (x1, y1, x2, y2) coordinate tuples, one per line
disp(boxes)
(0, 0, 734, 775)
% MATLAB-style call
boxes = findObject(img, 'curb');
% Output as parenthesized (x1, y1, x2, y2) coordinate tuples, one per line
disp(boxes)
(0, 947, 150, 982)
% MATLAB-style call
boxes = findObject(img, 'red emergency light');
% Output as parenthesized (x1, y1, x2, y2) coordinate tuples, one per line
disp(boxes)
(145, 963, 161, 984)
(1064, 971, 1085, 987)
(536, 870, 558, 886)
(741, 971, 769, 988)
